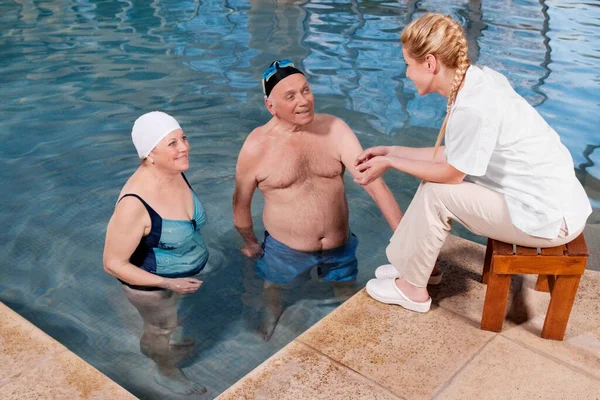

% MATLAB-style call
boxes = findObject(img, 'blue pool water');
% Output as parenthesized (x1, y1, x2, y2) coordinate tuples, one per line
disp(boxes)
(1, 0, 599, 398)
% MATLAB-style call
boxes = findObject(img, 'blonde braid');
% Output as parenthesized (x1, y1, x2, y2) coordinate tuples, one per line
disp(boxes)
(432, 18, 470, 158)
(400, 13, 471, 159)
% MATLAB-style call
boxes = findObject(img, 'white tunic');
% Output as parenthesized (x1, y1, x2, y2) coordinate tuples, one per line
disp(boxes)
(444, 65, 591, 239)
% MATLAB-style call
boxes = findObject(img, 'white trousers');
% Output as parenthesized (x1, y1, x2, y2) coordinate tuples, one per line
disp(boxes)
(386, 182, 583, 287)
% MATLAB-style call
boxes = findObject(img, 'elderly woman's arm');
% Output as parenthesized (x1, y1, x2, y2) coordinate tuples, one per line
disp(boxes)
(103, 197, 201, 294)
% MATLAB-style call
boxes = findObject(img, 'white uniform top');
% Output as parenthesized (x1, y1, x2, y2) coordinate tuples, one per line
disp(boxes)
(444, 65, 591, 239)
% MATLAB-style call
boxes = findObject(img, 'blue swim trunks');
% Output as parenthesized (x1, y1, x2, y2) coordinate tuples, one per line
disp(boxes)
(257, 231, 359, 286)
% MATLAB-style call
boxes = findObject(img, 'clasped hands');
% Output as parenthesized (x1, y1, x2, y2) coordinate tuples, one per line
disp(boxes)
(353, 146, 393, 186)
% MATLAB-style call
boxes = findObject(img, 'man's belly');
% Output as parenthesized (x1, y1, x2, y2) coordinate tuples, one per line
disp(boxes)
(262, 184, 350, 252)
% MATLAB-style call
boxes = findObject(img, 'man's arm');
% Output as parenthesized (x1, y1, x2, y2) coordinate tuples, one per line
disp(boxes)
(233, 135, 262, 257)
(334, 118, 403, 230)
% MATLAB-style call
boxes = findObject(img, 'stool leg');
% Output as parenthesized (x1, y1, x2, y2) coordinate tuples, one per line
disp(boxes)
(482, 238, 493, 284)
(481, 272, 511, 332)
(535, 275, 555, 293)
(541, 275, 581, 341)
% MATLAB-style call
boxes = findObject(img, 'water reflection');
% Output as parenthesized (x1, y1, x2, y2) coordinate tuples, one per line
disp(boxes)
(0, 0, 598, 398)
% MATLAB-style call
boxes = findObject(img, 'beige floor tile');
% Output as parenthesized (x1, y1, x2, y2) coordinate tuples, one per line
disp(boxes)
(217, 340, 401, 400)
(428, 236, 490, 324)
(297, 290, 495, 400)
(437, 335, 600, 400)
(501, 269, 600, 379)
(560, 269, 600, 334)
(0, 302, 67, 383)
(0, 350, 136, 400)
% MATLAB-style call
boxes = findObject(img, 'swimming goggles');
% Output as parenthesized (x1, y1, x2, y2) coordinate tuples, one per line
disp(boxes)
(262, 59, 295, 82)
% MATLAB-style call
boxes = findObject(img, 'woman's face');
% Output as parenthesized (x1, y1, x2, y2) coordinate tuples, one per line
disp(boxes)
(402, 47, 434, 96)
(150, 129, 190, 172)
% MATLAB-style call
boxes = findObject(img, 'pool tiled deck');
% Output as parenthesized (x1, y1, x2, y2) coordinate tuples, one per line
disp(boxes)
(218, 235, 600, 400)
(0, 301, 136, 400)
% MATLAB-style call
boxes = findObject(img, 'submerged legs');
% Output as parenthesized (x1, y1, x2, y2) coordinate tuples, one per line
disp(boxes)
(123, 287, 206, 395)
(258, 282, 285, 341)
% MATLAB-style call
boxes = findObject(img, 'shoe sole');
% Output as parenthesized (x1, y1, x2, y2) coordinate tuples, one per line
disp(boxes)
(366, 285, 431, 313)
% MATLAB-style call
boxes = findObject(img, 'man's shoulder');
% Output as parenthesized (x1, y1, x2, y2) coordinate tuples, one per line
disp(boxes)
(245, 125, 264, 143)
(314, 112, 342, 125)
(248, 117, 279, 139)
(313, 113, 352, 135)
(239, 124, 270, 160)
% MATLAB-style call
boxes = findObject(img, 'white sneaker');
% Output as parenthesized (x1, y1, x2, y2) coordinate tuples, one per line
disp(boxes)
(365, 278, 431, 313)
(374, 264, 443, 285)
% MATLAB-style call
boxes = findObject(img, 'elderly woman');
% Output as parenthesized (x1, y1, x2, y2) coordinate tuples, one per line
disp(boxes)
(354, 13, 592, 313)
(103, 111, 208, 395)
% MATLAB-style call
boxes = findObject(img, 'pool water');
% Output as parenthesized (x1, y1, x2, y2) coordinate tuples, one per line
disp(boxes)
(1, 0, 598, 398)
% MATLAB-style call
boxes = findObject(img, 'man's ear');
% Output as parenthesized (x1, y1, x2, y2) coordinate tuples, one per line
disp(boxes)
(265, 96, 276, 116)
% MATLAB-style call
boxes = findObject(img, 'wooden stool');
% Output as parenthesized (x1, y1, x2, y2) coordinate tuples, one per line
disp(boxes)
(481, 233, 588, 340)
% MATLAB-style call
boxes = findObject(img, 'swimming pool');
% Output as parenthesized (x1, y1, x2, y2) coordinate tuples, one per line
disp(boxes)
(1, 0, 598, 398)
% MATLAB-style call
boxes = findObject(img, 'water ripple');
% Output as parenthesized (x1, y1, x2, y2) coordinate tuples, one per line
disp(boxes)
(1, 0, 598, 398)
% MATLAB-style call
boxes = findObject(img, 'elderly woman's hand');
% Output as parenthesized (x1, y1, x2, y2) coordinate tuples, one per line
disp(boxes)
(159, 277, 202, 294)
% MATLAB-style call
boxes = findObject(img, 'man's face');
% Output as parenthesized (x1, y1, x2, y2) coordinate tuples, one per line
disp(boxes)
(267, 74, 315, 126)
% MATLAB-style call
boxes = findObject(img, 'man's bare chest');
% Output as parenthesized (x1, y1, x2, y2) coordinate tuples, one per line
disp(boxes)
(257, 144, 344, 190)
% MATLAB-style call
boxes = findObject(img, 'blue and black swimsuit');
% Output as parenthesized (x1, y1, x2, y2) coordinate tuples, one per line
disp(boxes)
(118, 174, 209, 290)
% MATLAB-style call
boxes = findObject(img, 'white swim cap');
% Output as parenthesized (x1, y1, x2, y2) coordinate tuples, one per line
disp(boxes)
(131, 111, 182, 159)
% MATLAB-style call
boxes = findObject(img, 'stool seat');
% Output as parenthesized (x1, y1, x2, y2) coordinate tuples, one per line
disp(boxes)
(481, 233, 589, 340)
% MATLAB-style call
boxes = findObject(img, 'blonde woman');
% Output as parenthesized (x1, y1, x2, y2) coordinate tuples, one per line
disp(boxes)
(353, 13, 592, 313)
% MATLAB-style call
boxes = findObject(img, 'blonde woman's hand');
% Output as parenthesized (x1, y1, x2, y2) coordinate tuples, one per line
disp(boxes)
(353, 156, 392, 186)
(354, 146, 390, 167)
(159, 277, 202, 294)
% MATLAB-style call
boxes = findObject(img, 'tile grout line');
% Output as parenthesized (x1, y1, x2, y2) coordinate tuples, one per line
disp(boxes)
(433, 303, 480, 326)
(428, 333, 498, 400)
(500, 334, 600, 383)
(433, 301, 509, 336)
(295, 295, 496, 399)
(433, 295, 539, 337)
(436, 293, 600, 384)
(430, 285, 600, 385)
(294, 339, 407, 400)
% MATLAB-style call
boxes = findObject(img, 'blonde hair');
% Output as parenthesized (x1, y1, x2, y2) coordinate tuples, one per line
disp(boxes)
(400, 13, 470, 158)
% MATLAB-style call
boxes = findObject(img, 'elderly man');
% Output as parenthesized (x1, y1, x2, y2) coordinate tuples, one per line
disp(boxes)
(233, 60, 402, 340)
